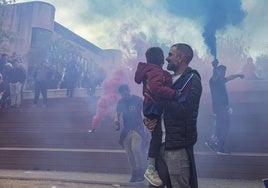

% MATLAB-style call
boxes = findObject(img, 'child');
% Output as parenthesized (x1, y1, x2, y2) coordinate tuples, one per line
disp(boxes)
(134, 47, 179, 186)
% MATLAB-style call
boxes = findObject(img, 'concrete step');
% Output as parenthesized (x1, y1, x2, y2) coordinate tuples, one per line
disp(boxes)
(0, 94, 267, 180)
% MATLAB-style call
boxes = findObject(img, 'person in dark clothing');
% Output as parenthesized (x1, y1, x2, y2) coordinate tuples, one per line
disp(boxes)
(65, 57, 78, 97)
(206, 59, 244, 154)
(144, 43, 202, 188)
(82, 71, 97, 96)
(9, 60, 26, 107)
(0, 63, 13, 108)
(115, 84, 146, 183)
(135, 47, 180, 187)
(33, 61, 49, 107)
(47, 64, 61, 89)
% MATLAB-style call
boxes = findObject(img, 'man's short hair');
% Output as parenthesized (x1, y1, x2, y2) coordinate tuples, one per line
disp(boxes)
(172, 43, 193, 64)
(145, 47, 164, 65)
(118, 84, 130, 93)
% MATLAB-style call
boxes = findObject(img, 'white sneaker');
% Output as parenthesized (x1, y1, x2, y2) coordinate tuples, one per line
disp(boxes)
(144, 168, 162, 186)
(88, 129, 95, 133)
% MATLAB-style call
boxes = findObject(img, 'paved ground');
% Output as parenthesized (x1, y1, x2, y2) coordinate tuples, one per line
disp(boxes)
(0, 169, 266, 188)
(0, 179, 114, 188)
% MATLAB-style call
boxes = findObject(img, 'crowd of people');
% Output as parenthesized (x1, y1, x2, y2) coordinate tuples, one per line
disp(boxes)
(0, 53, 26, 109)
(0, 53, 106, 108)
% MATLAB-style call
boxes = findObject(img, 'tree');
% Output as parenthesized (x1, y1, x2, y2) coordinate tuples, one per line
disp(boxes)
(26, 35, 83, 90)
(48, 37, 82, 73)
(0, 2, 17, 52)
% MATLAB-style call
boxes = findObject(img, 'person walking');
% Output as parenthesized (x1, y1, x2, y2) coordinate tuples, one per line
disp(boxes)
(115, 84, 146, 183)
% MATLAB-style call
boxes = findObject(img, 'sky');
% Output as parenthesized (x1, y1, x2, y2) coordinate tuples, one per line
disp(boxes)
(15, 0, 268, 61)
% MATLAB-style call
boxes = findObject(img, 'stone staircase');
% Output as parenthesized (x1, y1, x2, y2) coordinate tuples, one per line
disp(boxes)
(0, 83, 267, 180)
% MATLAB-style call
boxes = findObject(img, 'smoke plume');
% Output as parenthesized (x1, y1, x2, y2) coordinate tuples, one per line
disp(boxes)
(166, 0, 246, 58)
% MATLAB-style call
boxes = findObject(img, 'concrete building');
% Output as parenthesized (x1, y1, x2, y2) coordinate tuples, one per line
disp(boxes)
(0, 1, 122, 90)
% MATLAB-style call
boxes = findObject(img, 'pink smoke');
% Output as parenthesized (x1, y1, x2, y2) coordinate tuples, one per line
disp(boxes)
(90, 26, 151, 131)
(90, 68, 139, 130)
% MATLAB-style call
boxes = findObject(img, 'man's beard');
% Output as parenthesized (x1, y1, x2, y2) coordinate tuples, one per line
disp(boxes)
(167, 61, 178, 72)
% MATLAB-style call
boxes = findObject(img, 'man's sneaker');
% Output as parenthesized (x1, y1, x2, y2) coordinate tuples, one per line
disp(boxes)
(135, 175, 145, 182)
(129, 173, 137, 182)
(135, 169, 145, 182)
(144, 168, 162, 187)
(205, 141, 218, 152)
(130, 169, 145, 182)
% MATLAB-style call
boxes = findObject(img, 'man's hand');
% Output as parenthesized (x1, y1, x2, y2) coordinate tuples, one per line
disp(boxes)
(143, 117, 157, 132)
(212, 59, 219, 68)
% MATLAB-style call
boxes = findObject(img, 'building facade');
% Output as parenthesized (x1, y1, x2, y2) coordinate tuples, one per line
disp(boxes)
(0, 1, 122, 90)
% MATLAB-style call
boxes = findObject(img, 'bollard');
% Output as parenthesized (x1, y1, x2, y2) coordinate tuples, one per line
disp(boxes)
(263, 178, 268, 188)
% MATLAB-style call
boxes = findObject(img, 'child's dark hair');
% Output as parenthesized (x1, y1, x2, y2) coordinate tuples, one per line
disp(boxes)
(145, 47, 164, 65)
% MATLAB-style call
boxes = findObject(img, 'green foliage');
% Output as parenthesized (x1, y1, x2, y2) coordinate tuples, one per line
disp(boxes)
(26, 35, 82, 90)
(48, 37, 82, 72)
(26, 28, 53, 89)
(28, 28, 53, 66)
(0, 4, 17, 52)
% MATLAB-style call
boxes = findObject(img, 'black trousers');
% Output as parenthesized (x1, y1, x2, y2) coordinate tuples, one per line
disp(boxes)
(33, 81, 47, 105)
(148, 116, 162, 158)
